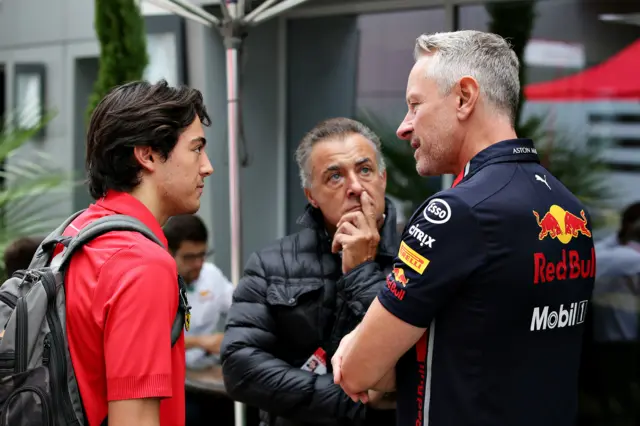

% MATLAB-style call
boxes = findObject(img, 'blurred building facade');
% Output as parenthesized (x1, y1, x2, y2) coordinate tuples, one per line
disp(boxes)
(0, 0, 639, 275)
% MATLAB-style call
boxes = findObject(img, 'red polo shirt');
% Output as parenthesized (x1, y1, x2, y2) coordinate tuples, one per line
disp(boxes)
(60, 191, 185, 426)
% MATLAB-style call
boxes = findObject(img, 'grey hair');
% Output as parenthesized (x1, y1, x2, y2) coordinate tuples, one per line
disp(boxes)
(295, 117, 386, 189)
(414, 30, 520, 124)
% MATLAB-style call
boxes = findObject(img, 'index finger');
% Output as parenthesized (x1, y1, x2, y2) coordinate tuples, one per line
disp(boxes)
(361, 191, 377, 229)
(332, 356, 342, 384)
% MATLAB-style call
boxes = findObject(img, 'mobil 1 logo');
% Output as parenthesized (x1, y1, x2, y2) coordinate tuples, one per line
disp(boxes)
(530, 300, 588, 331)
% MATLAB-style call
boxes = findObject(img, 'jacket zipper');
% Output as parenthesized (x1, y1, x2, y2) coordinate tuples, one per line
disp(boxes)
(15, 297, 28, 373)
(41, 271, 79, 425)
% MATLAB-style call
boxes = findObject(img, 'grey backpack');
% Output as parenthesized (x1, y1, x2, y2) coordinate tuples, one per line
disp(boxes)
(0, 211, 189, 426)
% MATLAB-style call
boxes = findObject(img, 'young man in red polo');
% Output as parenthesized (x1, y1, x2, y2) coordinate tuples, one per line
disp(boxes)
(62, 80, 213, 426)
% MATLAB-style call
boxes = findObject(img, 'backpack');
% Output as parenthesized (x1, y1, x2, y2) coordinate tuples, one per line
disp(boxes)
(0, 211, 190, 426)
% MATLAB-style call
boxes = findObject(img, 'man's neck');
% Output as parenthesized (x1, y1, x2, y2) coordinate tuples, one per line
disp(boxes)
(129, 185, 169, 226)
(455, 118, 518, 174)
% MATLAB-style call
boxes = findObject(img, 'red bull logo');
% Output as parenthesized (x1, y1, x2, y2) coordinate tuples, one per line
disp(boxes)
(533, 205, 592, 244)
(386, 275, 406, 300)
(392, 267, 409, 286)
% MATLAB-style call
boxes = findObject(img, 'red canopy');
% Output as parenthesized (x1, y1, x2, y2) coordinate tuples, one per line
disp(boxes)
(524, 39, 640, 101)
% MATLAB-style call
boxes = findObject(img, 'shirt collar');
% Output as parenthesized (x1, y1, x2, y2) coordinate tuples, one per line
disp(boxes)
(95, 190, 169, 248)
(452, 138, 539, 188)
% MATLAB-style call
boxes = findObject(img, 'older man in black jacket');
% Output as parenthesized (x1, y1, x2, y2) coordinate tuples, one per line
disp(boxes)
(221, 117, 399, 426)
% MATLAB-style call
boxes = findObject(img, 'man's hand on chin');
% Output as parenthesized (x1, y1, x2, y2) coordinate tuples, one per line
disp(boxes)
(331, 191, 381, 274)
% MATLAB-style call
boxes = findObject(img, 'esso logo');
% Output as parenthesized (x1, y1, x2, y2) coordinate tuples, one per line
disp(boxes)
(423, 198, 451, 224)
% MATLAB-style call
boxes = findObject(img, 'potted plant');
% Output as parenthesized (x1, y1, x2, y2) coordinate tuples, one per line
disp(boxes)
(0, 112, 73, 278)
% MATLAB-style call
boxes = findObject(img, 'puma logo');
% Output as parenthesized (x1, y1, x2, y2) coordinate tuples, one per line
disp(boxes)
(535, 174, 551, 190)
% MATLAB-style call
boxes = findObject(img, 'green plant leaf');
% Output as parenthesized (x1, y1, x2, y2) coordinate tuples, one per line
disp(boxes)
(86, 0, 149, 122)
(0, 110, 77, 278)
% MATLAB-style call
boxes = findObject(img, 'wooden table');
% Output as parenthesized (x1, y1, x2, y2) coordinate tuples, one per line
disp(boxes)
(185, 365, 227, 395)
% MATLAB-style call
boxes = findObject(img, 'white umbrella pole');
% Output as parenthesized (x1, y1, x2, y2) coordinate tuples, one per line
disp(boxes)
(224, 29, 246, 426)
(441, 174, 453, 190)
(225, 44, 242, 302)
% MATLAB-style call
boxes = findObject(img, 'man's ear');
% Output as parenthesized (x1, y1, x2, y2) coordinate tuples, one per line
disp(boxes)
(380, 169, 387, 191)
(455, 76, 480, 122)
(304, 187, 319, 208)
(133, 146, 157, 172)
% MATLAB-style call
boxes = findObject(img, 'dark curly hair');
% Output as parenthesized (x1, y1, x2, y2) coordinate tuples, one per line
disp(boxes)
(85, 79, 211, 199)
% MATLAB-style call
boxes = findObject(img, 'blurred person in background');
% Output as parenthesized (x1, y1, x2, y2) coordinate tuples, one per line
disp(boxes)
(595, 201, 640, 251)
(591, 206, 640, 343)
(592, 215, 640, 339)
(3, 236, 44, 277)
(582, 209, 640, 424)
(221, 117, 399, 426)
(594, 202, 640, 279)
(164, 214, 233, 426)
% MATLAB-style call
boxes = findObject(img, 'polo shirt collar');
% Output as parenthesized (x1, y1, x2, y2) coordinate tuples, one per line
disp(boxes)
(95, 190, 169, 248)
(452, 138, 539, 188)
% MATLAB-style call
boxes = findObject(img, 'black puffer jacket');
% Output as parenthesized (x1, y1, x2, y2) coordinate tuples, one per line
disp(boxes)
(221, 199, 399, 426)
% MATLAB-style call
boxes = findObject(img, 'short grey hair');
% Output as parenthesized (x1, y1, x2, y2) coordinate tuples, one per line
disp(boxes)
(295, 117, 386, 189)
(414, 30, 520, 124)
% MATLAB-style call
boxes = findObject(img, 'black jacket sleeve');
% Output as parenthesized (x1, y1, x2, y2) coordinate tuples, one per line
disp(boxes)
(220, 252, 365, 424)
(339, 260, 386, 317)
(327, 260, 387, 358)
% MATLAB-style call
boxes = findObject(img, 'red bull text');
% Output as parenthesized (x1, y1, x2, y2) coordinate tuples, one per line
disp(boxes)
(534, 248, 596, 284)
(386, 274, 406, 300)
(533, 205, 595, 284)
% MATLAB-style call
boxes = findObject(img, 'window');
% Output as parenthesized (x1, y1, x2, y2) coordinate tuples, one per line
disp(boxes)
(356, 8, 447, 124)
(13, 64, 46, 135)
(144, 32, 178, 86)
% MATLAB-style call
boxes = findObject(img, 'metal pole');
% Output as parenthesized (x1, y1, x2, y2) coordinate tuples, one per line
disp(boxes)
(225, 46, 242, 292)
(147, 0, 215, 26)
(243, 0, 278, 23)
(166, 0, 220, 25)
(441, 174, 454, 190)
(250, 0, 313, 24)
(226, 44, 246, 426)
(223, 6, 246, 422)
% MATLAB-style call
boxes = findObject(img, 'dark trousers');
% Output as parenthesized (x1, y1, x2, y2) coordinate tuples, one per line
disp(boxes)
(186, 390, 234, 426)
(186, 390, 261, 426)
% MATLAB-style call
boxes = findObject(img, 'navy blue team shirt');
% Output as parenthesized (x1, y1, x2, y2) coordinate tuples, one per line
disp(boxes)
(378, 138, 595, 426)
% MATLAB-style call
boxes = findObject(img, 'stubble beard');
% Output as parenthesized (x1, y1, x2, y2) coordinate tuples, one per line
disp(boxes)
(416, 141, 450, 177)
